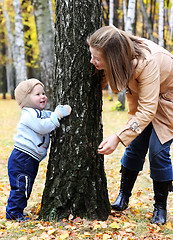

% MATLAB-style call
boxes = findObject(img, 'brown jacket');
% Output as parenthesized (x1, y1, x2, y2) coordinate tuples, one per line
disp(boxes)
(106, 39, 173, 146)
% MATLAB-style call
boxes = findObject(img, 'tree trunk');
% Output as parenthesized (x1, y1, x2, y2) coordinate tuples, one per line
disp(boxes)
(125, 0, 136, 33)
(114, 0, 119, 27)
(1, 0, 16, 96)
(40, 0, 111, 221)
(108, 0, 114, 101)
(139, 0, 155, 42)
(118, 0, 137, 111)
(32, 0, 55, 109)
(158, 0, 164, 46)
(13, 0, 27, 85)
(170, 0, 173, 38)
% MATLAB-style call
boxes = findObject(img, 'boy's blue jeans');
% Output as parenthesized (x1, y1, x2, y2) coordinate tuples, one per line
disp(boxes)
(121, 123, 173, 181)
(6, 149, 39, 219)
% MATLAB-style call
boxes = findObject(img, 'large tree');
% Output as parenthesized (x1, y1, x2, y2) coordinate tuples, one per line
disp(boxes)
(40, 0, 111, 221)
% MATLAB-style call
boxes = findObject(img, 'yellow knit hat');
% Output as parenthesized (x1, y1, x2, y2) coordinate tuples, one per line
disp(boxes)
(15, 78, 44, 108)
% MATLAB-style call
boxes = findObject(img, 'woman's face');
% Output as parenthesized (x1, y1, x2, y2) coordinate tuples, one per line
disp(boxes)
(89, 47, 105, 70)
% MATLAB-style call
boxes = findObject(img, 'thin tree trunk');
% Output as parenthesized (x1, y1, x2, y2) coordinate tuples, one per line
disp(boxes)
(48, 0, 55, 34)
(13, 0, 27, 85)
(1, 0, 16, 95)
(170, 0, 173, 38)
(139, 0, 155, 42)
(32, 0, 55, 109)
(123, 0, 127, 24)
(108, 0, 114, 101)
(40, 0, 110, 221)
(125, 0, 136, 33)
(159, 0, 164, 46)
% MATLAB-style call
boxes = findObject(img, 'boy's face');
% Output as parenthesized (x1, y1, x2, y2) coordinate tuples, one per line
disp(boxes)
(30, 84, 48, 110)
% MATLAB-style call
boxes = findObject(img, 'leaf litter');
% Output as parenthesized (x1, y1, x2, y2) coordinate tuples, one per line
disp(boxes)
(0, 92, 173, 239)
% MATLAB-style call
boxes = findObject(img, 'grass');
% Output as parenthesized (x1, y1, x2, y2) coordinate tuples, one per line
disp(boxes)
(0, 91, 173, 239)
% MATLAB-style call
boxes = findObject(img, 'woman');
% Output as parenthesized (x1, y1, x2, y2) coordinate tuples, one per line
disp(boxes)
(87, 26, 173, 225)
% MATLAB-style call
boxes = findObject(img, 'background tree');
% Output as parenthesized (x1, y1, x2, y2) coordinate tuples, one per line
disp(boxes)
(0, 0, 15, 96)
(32, 0, 55, 109)
(13, 0, 27, 85)
(170, 0, 173, 38)
(159, 0, 164, 46)
(125, 0, 136, 33)
(139, 0, 155, 42)
(40, 0, 111, 221)
(108, 0, 114, 101)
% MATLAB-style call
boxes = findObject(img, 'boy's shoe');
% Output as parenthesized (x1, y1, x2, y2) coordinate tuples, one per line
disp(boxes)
(6, 214, 31, 222)
(16, 215, 31, 222)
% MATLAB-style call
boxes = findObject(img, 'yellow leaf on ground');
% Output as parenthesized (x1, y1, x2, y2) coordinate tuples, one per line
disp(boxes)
(39, 232, 51, 239)
(166, 221, 172, 229)
(99, 221, 108, 228)
(6, 221, 20, 230)
(103, 233, 111, 240)
(84, 232, 91, 236)
(59, 232, 69, 240)
(109, 222, 120, 229)
(48, 228, 56, 235)
(93, 224, 101, 230)
(18, 237, 28, 240)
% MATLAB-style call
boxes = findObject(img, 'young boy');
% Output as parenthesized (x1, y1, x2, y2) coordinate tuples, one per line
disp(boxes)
(6, 78, 71, 221)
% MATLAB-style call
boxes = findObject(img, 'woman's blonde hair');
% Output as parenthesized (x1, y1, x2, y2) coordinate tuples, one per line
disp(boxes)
(87, 26, 150, 91)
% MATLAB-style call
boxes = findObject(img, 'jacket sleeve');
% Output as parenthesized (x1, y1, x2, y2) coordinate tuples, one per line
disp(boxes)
(21, 108, 60, 135)
(116, 57, 160, 146)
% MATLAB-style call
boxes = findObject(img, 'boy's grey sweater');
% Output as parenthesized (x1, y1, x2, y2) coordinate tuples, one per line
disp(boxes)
(14, 107, 60, 162)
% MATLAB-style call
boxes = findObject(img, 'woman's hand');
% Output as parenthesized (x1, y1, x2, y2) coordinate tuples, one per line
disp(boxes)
(98, 134, 120, 155)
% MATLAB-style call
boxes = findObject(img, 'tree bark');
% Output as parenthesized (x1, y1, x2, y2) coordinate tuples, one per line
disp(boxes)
(13, 0, 27, 85)
(1, 0, 18, 95)
(170, 0, 173, 38)
(139, 0, 155, 42)
(125, 0, 136, 34)
(40, 0, 111, 221)
(32, 0, 55, 109)
(158, 0, 164, 46)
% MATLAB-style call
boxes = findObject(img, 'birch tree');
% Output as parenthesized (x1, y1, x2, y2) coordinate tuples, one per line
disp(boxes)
(13, 0, 27, 85)
(0, 0, 15, 96)
(125, 0, 136, 33)
(1, 0, 26, 90)
(108, 0, 114, 101)
(170, 0, 173, 38)
(40, 0, 110, 221)
(159, 0, 164, 46)
(32, 0, 55, 109)
(123, 0, 127, 24)
(118, 0, 137, 110)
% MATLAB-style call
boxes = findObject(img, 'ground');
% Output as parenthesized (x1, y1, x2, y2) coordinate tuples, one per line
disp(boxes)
(0, 91, 173, 239)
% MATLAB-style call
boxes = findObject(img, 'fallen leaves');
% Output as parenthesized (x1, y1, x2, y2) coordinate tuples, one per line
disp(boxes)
(109, 221, 121, 229)
(0, 94, 173, 239)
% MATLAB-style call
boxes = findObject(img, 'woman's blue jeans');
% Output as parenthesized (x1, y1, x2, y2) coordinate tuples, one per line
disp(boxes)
(121, 123, 173, 181)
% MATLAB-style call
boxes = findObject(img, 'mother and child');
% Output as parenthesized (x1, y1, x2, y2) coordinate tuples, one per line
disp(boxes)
(88, 25, 173, 225)
(6, 25, 173, 225)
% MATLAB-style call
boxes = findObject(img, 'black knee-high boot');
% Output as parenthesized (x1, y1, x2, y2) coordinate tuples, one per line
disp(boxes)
(151, 180, 172, 225)
(111, 166, 139, 211)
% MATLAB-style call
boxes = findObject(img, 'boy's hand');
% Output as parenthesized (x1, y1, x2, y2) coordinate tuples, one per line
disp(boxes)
(55, 105, 72, 119)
